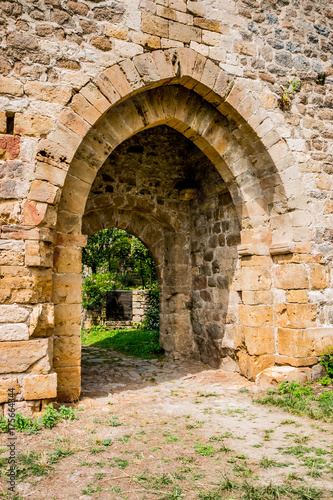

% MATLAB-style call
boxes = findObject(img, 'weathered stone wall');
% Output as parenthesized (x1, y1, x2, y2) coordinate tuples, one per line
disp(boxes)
(0, 0, 333, 405)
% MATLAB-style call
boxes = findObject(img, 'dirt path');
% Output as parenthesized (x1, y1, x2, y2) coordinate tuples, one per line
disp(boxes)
(1, 346, 333, 499)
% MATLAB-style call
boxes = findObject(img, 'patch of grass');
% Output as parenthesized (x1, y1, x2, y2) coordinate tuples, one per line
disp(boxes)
(15, 451, 52, 481)
(112, 458, 130, 469)
(260, 457, 291, 468)
(82, 483, 102, 495)
(255, 380, 333, 422)
(160, 484, 183, 499)
(194, 442, 215, 457)
(82, 326, 164, 359)
(47, 446, 74, 464)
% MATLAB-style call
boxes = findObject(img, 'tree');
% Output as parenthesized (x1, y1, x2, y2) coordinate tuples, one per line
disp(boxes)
(82, 228, 157, 289)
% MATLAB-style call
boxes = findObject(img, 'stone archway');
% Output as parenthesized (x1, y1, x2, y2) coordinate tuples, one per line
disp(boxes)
(3, 48, 330, 408)
(49, 49, 305, 401)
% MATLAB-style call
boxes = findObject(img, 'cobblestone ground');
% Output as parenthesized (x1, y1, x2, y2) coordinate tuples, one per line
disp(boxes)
(1, 346, 333, 499)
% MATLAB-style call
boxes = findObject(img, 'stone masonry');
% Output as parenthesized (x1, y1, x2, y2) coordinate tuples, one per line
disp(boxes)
(0, 0, 333, 405)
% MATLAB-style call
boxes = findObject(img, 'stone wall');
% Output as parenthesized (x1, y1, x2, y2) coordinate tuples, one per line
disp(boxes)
(0, 0, 332, 405)
(82, 288, 151, 328)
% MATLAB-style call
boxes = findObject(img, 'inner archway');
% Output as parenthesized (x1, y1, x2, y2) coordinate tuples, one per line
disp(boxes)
(82, 125, 241, 368)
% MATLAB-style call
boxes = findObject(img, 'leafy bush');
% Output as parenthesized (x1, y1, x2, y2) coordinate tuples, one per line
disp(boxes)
(82, 273, 120, 312)
(59, 405, 77, 420)
(14, 413, 40, 434)
(41, 404, 60, 429)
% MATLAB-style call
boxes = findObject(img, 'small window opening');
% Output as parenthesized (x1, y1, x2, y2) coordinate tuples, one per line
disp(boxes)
(6, 114, 14, 135)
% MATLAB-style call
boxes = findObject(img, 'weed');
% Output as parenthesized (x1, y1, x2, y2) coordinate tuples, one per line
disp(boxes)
(82, 484, 102, 495)
(194, 442, 215, 457)
(260, 457, 290, 468)
(113, 458, 129, 469)
(264, 429, 274, 440)
(239, 388, 251, 393)
(47, 446, 74, 464)
(58, 405, 77, 420)
(160, 484, 183, 499)
(41, 404, 59, 429)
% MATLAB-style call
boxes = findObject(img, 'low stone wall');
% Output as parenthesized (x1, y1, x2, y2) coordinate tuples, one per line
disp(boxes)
(82, 289, 151, 329)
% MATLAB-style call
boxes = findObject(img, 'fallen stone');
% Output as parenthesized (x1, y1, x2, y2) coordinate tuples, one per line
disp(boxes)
(255, 366, 312, 390)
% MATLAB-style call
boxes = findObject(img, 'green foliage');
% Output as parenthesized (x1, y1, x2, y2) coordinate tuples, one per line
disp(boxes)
(14, 414, 40, 434)
(0, 404, 78, 434)
(255, 380, 333, 422)
(82, 228, 131, 274)
(41, 404, 59, 429)
(280, 75, 301, 105)
(130, 237, 157, 289)
(82, 272, 120, 312)
(318, 347, 333, 379)
(82, 324, 163, 359)
(0, 416, 8, 432)
(59, 405, 77, 420)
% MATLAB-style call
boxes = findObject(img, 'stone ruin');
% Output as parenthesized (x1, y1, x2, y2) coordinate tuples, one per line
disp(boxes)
(0, 0, 333, 409)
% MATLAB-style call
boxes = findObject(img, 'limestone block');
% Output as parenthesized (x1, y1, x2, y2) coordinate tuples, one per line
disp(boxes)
(0, 324, 29, 341)
(0, 76, 23, 97)
(273, 264, 309, 289)
(309, 264, 330, 290)
(256, 366, 311, 390)
(0, 339, 52, 374)
(28, 180, 60, 205)
(0, 305, 29, 323)
(55, 233, 88, 248)
(80, 82, 110, 114)
(142, 13, 168, 37)
(59, 108, 90, 138)
(311, 364, 327, 382)
(239, 305, 273, 327)
(21, 200, 57, 227)
(55, 366, 81, 402)
(275, 303, 317, 328)
(0, 201, 20, 225)
(53, 247, 82, 274)
(220, 356, 239, 372)
(54, 304, 81, 331)
(52, 273, 82, 304)
(240, 266, 271, 291)
(4, 401, 41, 418)
(23, 373, 57, 400)
(0, 377, 20, 403)
(274, 355, 318, 367)
(277, 328, 324, 358)
(242, 326, 275, 355)
(287, 290, 308, 303)
(238, 351, 274, 381)
(35, 161, 67, 187)
(242, 291, 273, 305)
(25, 240, 53, 267)
(70, 93, 101, 126)
(53, 336, 81, 367)
(14, 114, 53, 137)
(29, 303, 54, 338)
(0, 113, 6, 134)
(24, 81, 72, 105)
